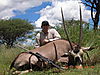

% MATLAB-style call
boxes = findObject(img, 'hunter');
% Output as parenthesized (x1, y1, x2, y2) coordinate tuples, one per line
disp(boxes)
(35, 21, 61, 48)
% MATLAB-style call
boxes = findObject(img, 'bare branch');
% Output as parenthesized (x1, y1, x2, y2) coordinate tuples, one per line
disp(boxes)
(84, 0, 100, 30)
(82, 2, 96, 9)
(85, 0, 94, 4)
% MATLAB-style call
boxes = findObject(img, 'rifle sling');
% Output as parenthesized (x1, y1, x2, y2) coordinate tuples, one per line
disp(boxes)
(28, 52, 64, 70)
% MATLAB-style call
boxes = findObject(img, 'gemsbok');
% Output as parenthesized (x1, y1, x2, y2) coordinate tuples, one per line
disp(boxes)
(10, 39, 94, 74)
(9, 7, 95, 74)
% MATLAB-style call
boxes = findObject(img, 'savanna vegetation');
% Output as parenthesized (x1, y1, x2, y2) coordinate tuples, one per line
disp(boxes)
(0, 20, 100, 75)
(0, 19, 34, 47)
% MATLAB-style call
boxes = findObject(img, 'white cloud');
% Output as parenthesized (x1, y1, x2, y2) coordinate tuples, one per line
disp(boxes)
(0, 0, 92, 27)
(35, 0, 91, 27)
(0, 0, 51, 19)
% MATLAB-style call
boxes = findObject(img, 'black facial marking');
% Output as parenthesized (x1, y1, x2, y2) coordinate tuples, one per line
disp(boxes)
(73, 49, 79, 53)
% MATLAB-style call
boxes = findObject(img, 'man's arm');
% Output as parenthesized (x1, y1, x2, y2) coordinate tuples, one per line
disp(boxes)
(35, 33, 40, 48)
(49, 29, 61, 41)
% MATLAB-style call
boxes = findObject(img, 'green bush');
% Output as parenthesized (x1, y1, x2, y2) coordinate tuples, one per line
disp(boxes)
(0, 19, 34, 47)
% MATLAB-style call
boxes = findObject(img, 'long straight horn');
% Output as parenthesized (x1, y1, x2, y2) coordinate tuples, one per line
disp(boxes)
(61, 7, 73, 50)
(78, 5, 83, 48)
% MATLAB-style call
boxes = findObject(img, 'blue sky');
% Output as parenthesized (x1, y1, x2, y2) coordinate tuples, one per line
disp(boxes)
(0, 0, 99, 28)
(0, 0, 99, 45)
(12, 2, 52, 23)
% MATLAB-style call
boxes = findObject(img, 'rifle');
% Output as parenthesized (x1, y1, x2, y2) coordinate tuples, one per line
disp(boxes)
(28, 52, 64, 70)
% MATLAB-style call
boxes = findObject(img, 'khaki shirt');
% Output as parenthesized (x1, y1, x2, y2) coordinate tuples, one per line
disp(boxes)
(35, 28, 61, 47)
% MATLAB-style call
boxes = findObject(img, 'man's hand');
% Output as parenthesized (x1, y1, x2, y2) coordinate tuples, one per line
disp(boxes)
(44, 39, 49, 43)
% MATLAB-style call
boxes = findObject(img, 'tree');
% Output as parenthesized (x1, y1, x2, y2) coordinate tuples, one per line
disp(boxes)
(83, 0, 100, 30)
(0, 19, 34, 47)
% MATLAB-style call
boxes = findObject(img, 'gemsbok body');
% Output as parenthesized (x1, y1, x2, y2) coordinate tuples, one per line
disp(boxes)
(10, 39, 93, 74)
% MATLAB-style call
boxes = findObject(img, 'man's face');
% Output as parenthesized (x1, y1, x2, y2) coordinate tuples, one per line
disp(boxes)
(42, 26, 49, 33)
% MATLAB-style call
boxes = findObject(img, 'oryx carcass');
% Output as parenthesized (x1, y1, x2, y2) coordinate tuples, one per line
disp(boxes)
(9, 7, 94, 74)
(9, 39, 94, 74)
(10, 40, 73, 71)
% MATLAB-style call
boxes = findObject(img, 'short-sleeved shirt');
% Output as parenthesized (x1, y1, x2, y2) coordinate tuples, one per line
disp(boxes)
(35, 28, 61, 47)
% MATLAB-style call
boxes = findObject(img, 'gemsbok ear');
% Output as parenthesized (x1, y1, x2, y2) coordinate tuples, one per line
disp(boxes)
(81, 46, 95, 51)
